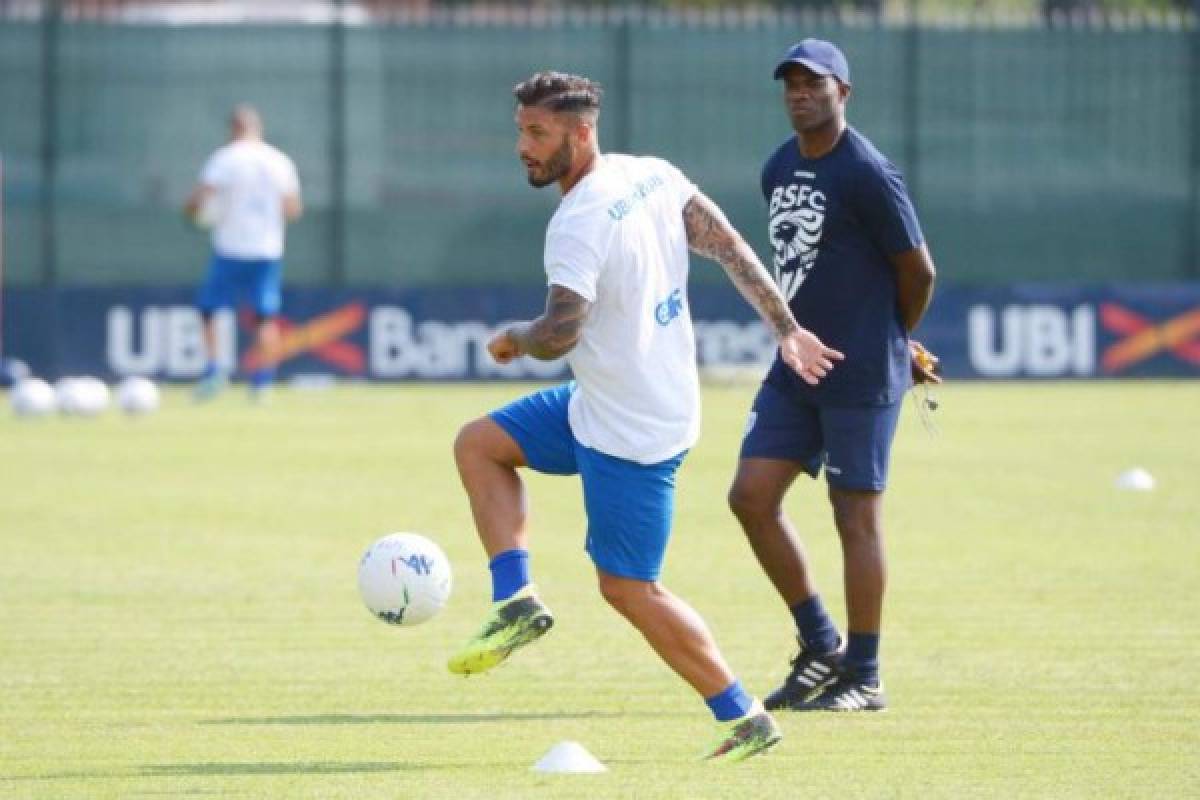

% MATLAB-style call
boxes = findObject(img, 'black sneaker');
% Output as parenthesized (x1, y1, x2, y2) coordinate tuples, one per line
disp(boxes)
(798, 675, 887, 712)
(763, 639, 843, 711)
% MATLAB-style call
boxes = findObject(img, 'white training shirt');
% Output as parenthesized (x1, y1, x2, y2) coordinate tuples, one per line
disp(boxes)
(544, 153, 700, 465)
(200, 140, 299, 260)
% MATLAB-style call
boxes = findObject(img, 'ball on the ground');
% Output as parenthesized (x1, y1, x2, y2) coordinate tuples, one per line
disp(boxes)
(116, 376, 160, 415)
(10, 378, 57, 417)
(57, 377, 109, 416)
(357, 533, 453, 627)
(54, 378, 83, 414)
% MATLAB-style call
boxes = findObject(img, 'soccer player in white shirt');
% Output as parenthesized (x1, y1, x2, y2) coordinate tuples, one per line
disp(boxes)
(447, 72, 842, 761)
(184, 105, 302, 401)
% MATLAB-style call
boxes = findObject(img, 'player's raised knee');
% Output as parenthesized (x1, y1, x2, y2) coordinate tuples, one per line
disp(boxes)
(453, 416, 524, 471)
(452, 417, 491, 469)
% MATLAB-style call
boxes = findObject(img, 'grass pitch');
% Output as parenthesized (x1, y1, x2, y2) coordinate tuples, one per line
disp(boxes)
(1, 381, 1198, 799)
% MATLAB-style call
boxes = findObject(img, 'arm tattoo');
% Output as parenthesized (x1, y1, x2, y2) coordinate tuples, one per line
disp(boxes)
(683, 193, 798, 339)
(509, 284, 591, 360)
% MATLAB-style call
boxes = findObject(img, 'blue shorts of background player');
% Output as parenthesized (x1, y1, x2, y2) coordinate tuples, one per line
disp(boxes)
(489, 383, 686, 581)
(196, 252, 282, 318)
(740, 381, 903, 491)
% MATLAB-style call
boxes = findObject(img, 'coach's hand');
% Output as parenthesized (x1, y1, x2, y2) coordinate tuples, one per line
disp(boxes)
(487, 329, 522, 364)
(910, 339, 942, 385)
(780, 329, 844, 386)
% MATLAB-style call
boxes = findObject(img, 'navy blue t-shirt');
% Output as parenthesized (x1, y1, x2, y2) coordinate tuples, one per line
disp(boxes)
(761, 126, 923, 406)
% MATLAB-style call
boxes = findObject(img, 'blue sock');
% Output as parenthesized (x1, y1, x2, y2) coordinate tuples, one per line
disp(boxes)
(250, 368, 273, 390)
(844, 632, 881, 686)
(488, 549, 530, 603)
(789, 595, 840, 655)
(705, 679, 754, 722)
(202, 362, 220, 380)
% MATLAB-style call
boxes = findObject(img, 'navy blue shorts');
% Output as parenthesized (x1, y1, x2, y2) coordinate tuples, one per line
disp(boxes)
(740, 381, 902, 491)
(196, 253, 282, 317)
(489, 383, 686, 582)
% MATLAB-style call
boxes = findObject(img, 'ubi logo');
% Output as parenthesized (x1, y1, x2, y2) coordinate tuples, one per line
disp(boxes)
(967, 304, 1095, 376)
(655, 289, 684, 326)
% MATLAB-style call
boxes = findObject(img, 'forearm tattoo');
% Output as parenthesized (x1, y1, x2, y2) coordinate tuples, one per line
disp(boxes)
(682, 194, 798, 339)
(510, 285, 591, 360)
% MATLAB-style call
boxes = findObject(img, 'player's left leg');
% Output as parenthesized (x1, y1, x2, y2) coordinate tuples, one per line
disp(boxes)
(580, 446, 780, 761)
(247, 313, 280, 402)
(597, 573, 735, 697)
(799, 401, 903, 712)
(193, 253, 236, 401)
(247, 258, 283, 400)
(193, 312, 230, 401)
(596, 572, 781, 761)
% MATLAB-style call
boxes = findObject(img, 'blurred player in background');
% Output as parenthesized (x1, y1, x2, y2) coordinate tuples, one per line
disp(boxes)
(184, 104, 302, 402)
(447, 71, 843, 762)
(728, 40, 939, 712)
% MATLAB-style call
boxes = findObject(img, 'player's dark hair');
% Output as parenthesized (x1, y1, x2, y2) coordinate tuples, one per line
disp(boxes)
(513, 71, 603, 119)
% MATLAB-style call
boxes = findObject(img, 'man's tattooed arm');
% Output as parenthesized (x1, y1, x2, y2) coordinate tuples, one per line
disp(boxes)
(682, 191, 844, 384)
(682, 193, 798, 340)
(507, 284, 591, 360)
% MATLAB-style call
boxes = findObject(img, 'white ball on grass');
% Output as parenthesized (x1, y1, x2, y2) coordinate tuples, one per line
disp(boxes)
(116, 376, 160, 415)
(10, 378, 57, 417)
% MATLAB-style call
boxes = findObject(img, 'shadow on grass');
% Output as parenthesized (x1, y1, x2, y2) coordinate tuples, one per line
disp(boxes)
(199, 710, 628, 726)
(8, 758, 513, 782)
(5, 771, 126, 782)
(141, 762, 421, 776)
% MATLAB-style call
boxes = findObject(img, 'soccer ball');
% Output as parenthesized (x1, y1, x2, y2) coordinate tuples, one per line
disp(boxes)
(54, 378, 84, 414)
(10, 378, 57, 417)
(56, 377, 109, 416)
(116, 376, 160, 415)
(357, 533, 453, 627)
(76, 377, 111, 416)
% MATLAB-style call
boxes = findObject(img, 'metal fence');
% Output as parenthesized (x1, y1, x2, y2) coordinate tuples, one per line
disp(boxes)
(2, 1, 1198, 288)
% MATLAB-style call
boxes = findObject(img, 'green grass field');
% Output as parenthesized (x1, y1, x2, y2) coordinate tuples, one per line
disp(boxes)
(2, 381, 1198, 799)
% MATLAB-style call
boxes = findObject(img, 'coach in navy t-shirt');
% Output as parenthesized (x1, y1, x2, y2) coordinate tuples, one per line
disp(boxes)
(730, 39, 939, 711)
(761, 125, 921, 405)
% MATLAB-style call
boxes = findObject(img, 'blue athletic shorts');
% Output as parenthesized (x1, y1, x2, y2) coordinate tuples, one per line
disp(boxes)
(740, 381, 903, 491)
(489, 383, 686, 582)
(196, 253, 283, 317)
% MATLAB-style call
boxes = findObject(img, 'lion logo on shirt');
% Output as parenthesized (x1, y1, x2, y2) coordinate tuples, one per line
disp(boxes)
(768, 180, 827, 302)
(770, 206, 824, 302)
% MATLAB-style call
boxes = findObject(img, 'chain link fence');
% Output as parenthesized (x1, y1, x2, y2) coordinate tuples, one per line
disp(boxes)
(2, 0, 1198, 287)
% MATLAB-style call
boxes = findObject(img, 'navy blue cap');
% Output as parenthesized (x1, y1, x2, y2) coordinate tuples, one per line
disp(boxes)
(773, 39, 851, 84)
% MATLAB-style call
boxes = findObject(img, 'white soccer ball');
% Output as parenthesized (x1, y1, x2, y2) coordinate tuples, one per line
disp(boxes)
(54, 378, 84, 415)
(116, 376, 160, 415)
(57, 376, 109, 416)
(10, 378, 57, 417)
(357, 533, 453, 627)
(77, 377, 110, 415)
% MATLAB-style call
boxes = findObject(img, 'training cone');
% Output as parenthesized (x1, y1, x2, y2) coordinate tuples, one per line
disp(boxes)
(532, 740, 608, 774)
(1115, 467, 1155, 492)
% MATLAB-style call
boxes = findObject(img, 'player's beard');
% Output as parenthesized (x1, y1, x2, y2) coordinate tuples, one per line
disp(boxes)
(526, 134, 573, 188)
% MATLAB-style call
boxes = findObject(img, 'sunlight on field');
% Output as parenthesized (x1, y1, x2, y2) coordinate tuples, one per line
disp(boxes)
(1, 382, 1197, 799)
